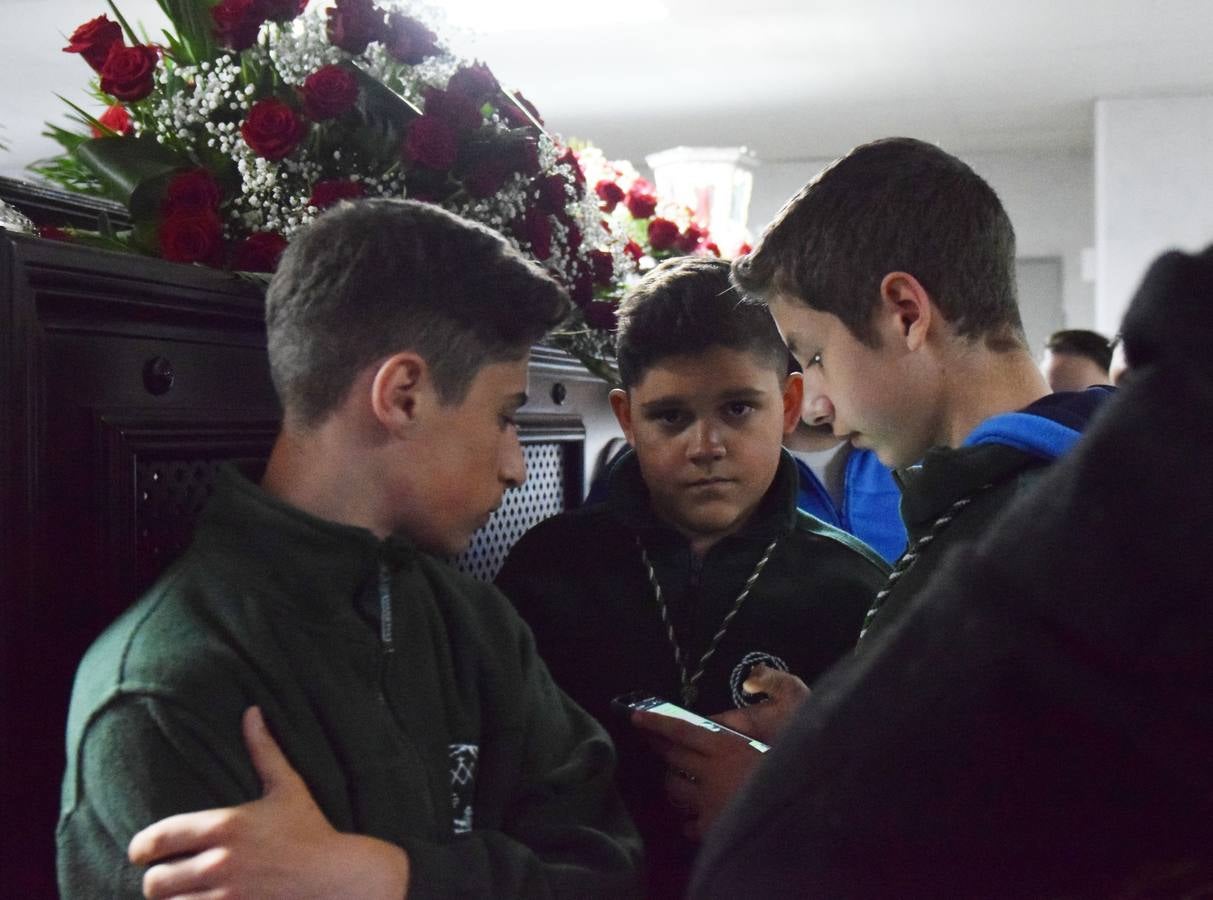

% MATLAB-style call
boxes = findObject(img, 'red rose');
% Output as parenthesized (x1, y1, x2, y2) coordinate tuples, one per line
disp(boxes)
(463, 157, 509, 199)
(63, 15, 124, 74)
(737, 241, 753, 257)
(595, 180, 625, 212)
(534, 174, 568, 214)
(308, 178, 365, 208)
(569, 270, 593, 306)
(508, 137, 541, 176)
(521, 209, 552, 261)
(647, 217, 680, 252)
(326, 0, 385, 54)
(564, 220, 583, 254)
(38, 226, 72, 242)
(159, 210, 225, 266)
(240, 99, 305, 160)
(259, 0, 309, 22)
(91, 103, 133, 137)
(703, 241, 722, 258)
(555, 147, 585, 192)
(421, 87, 482, 133)
(589, 249, 614, 285)
(500, 91, 543, 127)
(384, 11, 438, 64)
(162, 168, 223, 217)
(100, 44, 159, 102)
(677, 223, 708, 253)
(212, 0, 264, 51)
(623, 239, 644, 263)
(231, 231, 288, 272)
(625, 183, 657, 219)
(301, 65, 358, 120)
(584, 300, 618, 331)
(404, 115, 458, 171)
(447, 64, 498, 103)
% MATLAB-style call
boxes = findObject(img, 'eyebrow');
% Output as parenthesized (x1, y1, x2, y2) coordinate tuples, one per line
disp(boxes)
(639, 387, 766, 413)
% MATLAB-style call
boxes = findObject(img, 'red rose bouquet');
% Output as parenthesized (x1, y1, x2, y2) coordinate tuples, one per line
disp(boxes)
(37, 0, 634, 380)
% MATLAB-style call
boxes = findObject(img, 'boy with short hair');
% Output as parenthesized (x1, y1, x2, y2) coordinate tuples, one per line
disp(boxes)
(636, 136, 1112, 836)
(495, 255, 889, 895)
(56, 199, 641, 898)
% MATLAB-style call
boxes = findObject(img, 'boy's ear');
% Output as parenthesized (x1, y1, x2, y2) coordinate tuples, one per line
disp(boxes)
(879, 271, 933, 352)
(781, 371, 805, 436)
(369, 351, 429, 436)
(608, 388, 636, 444)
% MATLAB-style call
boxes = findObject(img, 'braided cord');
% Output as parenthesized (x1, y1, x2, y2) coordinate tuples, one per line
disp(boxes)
(857, 482, 994, 644)
(639, 536, 780, 706)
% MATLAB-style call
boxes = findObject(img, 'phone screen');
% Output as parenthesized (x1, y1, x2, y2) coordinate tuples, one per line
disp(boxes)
(618, 693, 770, 753)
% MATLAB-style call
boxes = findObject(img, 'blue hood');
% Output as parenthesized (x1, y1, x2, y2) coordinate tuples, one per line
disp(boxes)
(962, 386, 1114, 461)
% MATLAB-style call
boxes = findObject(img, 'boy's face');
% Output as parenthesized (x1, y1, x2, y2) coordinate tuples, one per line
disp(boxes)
(610, 346, 801, 548)
(399, 356, 529, 556)
(770, 293, 931, 469)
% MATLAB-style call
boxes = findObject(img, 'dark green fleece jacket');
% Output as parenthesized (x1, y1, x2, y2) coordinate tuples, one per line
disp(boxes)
(57, 466, 641, 899)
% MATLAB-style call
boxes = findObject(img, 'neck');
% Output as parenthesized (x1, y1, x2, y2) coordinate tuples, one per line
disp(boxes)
(262, 415, 395, 538)
(937, 342, 1051, 447)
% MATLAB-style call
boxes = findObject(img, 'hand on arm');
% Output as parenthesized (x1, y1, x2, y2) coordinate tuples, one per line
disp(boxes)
(129, 707, 410, 900)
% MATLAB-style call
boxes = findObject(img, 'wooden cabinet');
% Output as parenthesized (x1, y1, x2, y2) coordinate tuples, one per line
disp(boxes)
(0, 209, 619, 895)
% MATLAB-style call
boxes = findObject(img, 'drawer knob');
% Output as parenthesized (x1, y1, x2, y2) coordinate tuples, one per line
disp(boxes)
(143, 356, 175, 395)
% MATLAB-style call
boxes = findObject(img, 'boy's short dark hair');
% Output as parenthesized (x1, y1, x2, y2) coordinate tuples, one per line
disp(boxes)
(615, 255, 788, 389)
(266, 199, 570, 426)
(732, 137, 1023, 350)
(1045, 329, 1113, 371)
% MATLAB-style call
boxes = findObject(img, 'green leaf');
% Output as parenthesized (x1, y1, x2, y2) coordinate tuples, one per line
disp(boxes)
(75, 134, 186, 207)
(105, 0, 141, 47)
(351, 63, 423, 134)
(154, 0, 218, 64)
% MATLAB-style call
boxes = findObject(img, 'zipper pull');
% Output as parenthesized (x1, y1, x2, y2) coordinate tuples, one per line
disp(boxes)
(377, 562, 395, 653)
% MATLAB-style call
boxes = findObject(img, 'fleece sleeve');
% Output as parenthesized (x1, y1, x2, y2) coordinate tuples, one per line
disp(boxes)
(57, 696, 259, 899)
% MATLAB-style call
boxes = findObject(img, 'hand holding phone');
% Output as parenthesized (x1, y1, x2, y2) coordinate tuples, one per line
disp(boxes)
(611, 691, 770, 753)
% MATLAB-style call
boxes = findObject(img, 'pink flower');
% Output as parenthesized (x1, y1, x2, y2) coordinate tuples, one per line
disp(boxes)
(63, 15, 124, 73)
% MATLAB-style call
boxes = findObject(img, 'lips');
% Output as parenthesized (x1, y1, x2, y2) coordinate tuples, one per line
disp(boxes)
(686, 477, 732, 488)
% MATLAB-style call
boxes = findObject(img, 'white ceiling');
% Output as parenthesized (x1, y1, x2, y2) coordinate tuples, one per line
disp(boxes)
(3, 0, 1212, 179)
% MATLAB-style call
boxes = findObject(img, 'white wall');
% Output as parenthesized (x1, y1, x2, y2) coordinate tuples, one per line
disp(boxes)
(746, 148, 1097, 346)
(1095, 96, 1213, 336)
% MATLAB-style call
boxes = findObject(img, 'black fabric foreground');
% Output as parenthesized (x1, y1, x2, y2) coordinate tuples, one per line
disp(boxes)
(691, 245, 1213, 899)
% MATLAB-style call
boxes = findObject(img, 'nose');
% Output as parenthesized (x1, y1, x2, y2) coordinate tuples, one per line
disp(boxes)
(802, 391, 835, 428)
(688, 420, 725, 462)
(500, 429, 526, 489)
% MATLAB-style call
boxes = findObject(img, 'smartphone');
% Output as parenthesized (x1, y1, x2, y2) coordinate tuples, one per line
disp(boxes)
(612, 691, 771, 753)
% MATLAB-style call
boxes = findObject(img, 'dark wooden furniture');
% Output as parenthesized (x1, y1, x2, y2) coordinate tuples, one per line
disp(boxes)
(0, 199, 619, 896)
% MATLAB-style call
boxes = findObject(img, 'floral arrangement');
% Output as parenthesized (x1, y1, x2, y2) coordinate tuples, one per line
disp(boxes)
(576, 144, 750, 267)
(39, 0, 735, 381)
